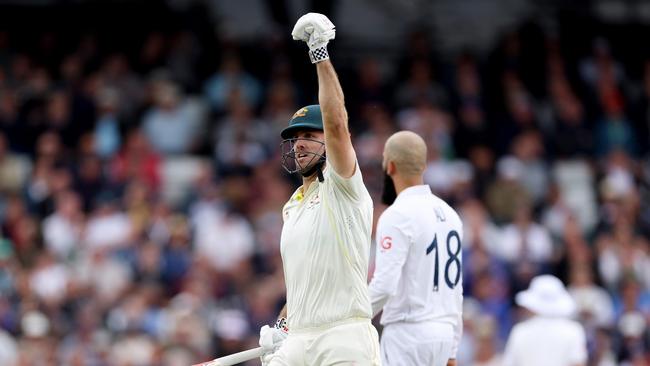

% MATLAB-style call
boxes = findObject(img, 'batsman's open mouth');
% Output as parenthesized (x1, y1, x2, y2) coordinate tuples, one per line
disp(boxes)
(296, 154, 312, 163)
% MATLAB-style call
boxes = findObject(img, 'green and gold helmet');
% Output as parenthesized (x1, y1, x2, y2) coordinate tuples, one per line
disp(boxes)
(280, 105, 324, 139)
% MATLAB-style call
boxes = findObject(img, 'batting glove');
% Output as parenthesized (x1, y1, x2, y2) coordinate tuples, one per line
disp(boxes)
(291, 13, 335, 64)
(259, 317, 289, 365)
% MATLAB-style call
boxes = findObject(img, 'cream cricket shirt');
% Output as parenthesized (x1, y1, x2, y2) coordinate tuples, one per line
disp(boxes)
(280, 161, 373, 330)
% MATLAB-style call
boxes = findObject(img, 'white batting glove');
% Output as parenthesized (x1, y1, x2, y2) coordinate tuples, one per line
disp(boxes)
(259, 318, 288, 365)
(291, 13, 336, 63)
(260, 351, 276, 366)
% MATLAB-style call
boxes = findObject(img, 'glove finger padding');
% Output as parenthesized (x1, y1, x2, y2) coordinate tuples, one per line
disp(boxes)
(291, 13, 335, 46)
(259, 321, 288, 351)
(308, 28, 335, 49)
(291, 14, 313, 41)
(309, 13, 335, 33)
(259, 325, 274, 350)
(259, 318, 289, 365)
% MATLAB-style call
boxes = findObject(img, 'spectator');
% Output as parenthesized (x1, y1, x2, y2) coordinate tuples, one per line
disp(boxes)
(110, 128, 161, 191)
(29, 253, 69, 307)
(549, 79, 593, 158)
(191, 199, 255, 273)
(214, 99, 271, 168)
(615, 311, 649, 365)
(394, 59, 448, 109)
(100, 54, 145, 120)
(509, 130, 549, 205)
(347, 57, 392, 115)
(142, 80, 206, 155)
(495, 71, 539, 154)
(203, 53, 262, 112)
(93, 87, 124, 159)
(83, 192, 133, 252)
(497, 203, 553, 267)
(260, 79, 298, 139)
(594, 96, 637, 157)
(0, 132, 31, 195)
(568, 265, 615, 329)
(596, 216, 650, 291)
(42, 190, 84, 260)
(470, 315, 503, 366)
(74, 154, 108, 212)
(485, 156, 531, 223)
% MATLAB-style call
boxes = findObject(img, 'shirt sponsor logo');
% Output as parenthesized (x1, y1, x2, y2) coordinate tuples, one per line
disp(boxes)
(307, 194, 320, 209)
(380, 236, 392, 250)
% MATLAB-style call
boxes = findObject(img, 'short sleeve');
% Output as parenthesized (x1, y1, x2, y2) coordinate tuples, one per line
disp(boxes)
(369, 210, 412, 293)
(324, 159, 368, 202)
(368, 209, 412, 315)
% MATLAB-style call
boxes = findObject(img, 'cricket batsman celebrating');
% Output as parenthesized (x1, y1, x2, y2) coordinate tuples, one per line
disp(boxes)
(256, 12, 381, 366)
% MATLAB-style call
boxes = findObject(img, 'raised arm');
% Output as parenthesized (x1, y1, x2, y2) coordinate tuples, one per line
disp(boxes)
(317, 61, 356, 178)
(292, 13, 356, 178)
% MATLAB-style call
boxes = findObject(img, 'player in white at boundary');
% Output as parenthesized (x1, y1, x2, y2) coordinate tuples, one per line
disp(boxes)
(369, 131, 463, 366)
(503, 274, 587, 366)
(256, 12, 381, 366)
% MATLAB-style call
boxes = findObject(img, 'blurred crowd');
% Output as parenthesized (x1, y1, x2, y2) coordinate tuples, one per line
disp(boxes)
(0, 11, 649, 366)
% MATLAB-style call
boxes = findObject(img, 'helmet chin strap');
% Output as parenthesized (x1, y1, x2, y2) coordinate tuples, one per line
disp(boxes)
(300, 156, 326, 182)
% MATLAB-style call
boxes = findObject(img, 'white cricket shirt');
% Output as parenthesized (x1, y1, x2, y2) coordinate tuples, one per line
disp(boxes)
(368, 185, 463, 352)
(503, 316, 587, 366)
(280, 161, 374, 330)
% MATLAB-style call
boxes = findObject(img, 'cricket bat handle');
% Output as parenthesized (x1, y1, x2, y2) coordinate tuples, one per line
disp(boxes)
(193, 346, 265, 366)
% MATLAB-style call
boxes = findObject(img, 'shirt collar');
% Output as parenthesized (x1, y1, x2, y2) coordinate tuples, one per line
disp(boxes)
(395, 184, 431, 203)
(294, 177, 320, 202)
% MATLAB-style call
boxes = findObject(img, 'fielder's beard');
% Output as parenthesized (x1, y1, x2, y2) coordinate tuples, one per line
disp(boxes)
(381, 170, 397, 205)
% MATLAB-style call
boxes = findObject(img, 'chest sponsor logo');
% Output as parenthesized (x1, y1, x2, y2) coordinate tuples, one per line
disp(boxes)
(307, 194, 320, 209)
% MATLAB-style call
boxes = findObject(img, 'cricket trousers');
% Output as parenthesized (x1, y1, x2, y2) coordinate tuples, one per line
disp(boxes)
(268, 317, 381, 366)
(380, 321, 454, 366)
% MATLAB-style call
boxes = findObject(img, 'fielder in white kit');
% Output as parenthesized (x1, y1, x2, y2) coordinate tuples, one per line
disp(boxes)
(369, 131, 463, 366)
(503, 275, 587, 366)
(257, 12, 381, 366)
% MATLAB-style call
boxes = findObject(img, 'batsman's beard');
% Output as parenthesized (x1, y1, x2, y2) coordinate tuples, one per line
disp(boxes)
(381, 170, 397, 205)
(280, 137, 326, 180)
